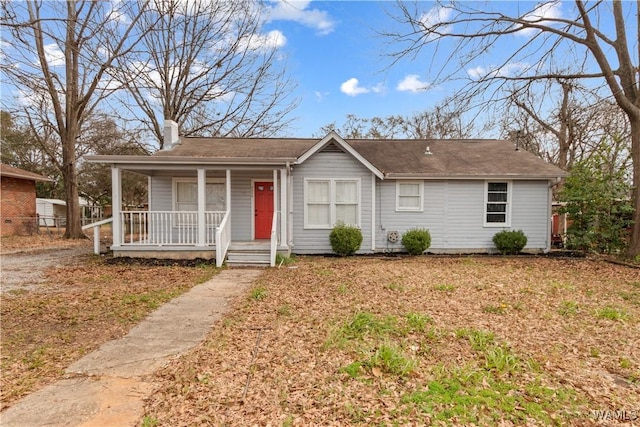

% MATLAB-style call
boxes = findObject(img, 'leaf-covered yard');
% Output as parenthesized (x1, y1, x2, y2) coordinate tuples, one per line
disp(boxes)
(144, 256, 640, 426)
(0, 236, 217, 410)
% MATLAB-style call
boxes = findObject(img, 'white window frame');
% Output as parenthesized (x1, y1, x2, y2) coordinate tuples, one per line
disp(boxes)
(304, 178, 361, 229)
(172, 178, 226, 226)
(484, 181, 511, 227)
(396, 181, 424, 212)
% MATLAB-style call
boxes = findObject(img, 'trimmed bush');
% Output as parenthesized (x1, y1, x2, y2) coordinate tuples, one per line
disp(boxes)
(329, 223, 363, 256)
(492, 230, 527, 255)
(402, 228, 431, 255)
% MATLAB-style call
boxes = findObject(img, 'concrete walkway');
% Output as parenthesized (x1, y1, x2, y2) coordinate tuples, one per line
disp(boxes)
(0, 269, 262, 427)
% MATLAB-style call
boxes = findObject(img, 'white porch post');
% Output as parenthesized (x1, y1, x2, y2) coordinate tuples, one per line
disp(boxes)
(226, 169, 231, 212)
(111, 166, 122, 247)
(273, 169, 278, 231)
(197, 168, 206, 247)
(371, 173, 376, 251)
(280, 167, 287, 245)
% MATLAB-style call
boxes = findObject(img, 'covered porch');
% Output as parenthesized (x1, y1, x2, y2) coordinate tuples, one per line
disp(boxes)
(109, 164, 291, 267)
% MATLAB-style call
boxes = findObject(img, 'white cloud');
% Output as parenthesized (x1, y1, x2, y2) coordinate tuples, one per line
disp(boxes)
(466, 62, 529, 80)
(43, 43, 65, 67)
(397, 74, 430, 93)
(514, 1, 563, 37)
(314, 90, 329, 102)
(339, 78, 385, 97)
(419, 6, 454, 40)
(267, 0, 335, 35)
(241, 30, 287, 51)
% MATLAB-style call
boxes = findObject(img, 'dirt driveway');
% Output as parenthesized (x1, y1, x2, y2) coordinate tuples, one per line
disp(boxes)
(1, 243, 93, 294)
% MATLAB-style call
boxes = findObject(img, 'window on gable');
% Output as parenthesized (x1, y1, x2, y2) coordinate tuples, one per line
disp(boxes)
(396, 181, 423, 211)
(305, 179, 360, 228)
(485, 182, 510, 226)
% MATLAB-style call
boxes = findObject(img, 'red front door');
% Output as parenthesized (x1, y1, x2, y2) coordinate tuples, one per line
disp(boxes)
(254, 181, 274, 239)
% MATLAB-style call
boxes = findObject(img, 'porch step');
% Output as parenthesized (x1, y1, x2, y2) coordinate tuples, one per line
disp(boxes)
(226, 249, 271, 267)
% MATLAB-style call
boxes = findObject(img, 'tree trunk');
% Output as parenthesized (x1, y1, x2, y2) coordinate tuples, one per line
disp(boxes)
(627, 118, 640, 258)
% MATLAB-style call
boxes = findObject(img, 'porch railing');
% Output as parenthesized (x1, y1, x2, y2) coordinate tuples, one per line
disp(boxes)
(121, 211, 225, 246)
(216, 211, 231, 267)
(270, 211, 279, 267)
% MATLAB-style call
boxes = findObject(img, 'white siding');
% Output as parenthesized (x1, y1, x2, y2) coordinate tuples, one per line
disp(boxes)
(292, 152, 373, 254)
(375, 179, 551, 253)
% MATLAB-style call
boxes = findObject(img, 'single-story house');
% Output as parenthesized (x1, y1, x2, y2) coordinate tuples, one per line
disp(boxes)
(0, 164, 52, 236)
(85, 121, 567, 266)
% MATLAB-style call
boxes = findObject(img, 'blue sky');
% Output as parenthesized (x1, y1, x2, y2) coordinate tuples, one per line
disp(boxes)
(260, 0, 630, 138)
(264, 1, 442, 137)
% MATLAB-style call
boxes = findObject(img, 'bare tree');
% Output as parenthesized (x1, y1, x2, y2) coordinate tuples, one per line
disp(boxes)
(385, 1, 640, 256)
(112, 0, 297, 148)
(320, 97, 474, 139)
(1, 0, 151, 238)
(502, 79, 631, 171)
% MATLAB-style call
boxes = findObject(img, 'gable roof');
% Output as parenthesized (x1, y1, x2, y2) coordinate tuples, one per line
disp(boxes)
(297, 131, 384, 179)
(0, 164, 52, 182)
(85, 132, 566, 179)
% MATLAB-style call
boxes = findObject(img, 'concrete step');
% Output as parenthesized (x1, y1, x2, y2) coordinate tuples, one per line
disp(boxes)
(226, 250, 271, 267)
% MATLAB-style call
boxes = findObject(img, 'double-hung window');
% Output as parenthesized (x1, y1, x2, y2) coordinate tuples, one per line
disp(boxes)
(305, 179, 360, 228)
(485, 181, 510, 226)
(174, 178, 226, 225)
(396, 181, 423, 211)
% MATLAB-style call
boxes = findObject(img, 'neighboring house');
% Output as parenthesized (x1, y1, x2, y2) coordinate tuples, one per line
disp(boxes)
(36, 198, 68, 227)
(85, 121, 567, 266)
(0, 164, 52, 236)
(36, 197, 98, 227)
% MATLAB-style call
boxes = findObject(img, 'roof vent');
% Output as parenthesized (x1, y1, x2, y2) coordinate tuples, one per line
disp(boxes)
(424, 146, 433, 155)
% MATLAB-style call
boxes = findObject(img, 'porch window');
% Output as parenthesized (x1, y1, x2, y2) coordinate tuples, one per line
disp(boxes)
(173, 178, 226, 224)
(396, 181, 423, 211)
(484, 181, 510, 226)
(304, 178, 360, 228)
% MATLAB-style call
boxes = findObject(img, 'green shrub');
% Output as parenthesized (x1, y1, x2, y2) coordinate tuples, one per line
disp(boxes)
(329, 223, 363, 256)
(492, 230, 527, 255)
(402, 228, 431, 255)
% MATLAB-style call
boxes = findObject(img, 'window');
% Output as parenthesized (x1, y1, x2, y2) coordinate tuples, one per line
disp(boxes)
(396, 181, 423, 211)
(485, 181, 510, 226)
(305, 179, 360, 228)
(173, 178, 227, 225)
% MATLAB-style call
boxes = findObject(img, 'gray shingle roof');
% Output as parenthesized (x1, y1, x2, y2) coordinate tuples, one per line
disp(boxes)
(149, 136, 566, 179)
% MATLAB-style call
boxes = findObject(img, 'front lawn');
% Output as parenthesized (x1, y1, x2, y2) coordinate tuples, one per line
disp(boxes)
(143, 256, 640, 426)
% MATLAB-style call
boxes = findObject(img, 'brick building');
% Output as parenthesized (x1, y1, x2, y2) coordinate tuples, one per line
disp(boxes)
(1, 164, 52, 236)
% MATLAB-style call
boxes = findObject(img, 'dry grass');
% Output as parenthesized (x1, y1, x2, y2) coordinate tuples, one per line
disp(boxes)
(143, 256, 640, 426)
(0, 235, 218, 410)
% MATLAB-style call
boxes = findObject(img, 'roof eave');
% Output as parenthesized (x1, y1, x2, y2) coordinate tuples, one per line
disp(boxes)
(385, 173, 567, 180)
(84, 155, 297, 166)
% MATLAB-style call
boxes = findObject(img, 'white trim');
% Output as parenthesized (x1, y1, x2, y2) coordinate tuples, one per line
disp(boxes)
(371, 174, 376, 251)
(111, 167, 121, 247)
(395, 180, 424, 212)
(280, 168, 287, 245)
(303, 177, 361, 229)
(296, 131, 384, 179)
(483, 180, 512, 227)
(251, 179, 274, 240)
(197, 169, 206, 247)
